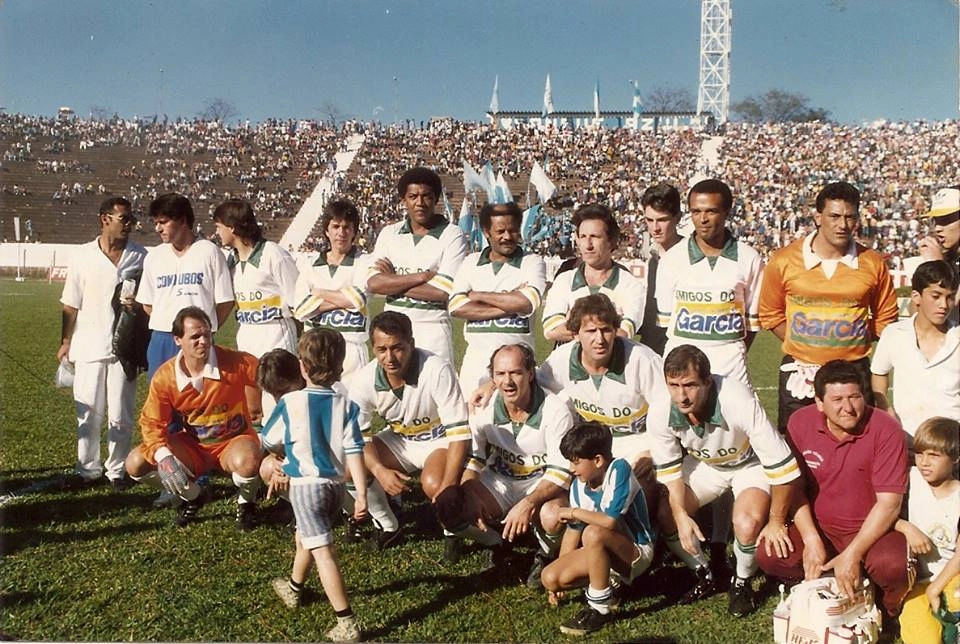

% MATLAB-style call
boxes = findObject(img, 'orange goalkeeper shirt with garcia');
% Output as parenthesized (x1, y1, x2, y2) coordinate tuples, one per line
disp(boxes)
(139, 346, 260, 463)
(759, 235, 898, 365)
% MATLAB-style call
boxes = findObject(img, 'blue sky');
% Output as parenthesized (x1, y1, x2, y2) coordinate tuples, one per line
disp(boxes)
(1, 0, 957, 124)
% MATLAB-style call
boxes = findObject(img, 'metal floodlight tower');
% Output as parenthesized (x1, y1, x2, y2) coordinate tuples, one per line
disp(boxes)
(697, 0, 732, 124)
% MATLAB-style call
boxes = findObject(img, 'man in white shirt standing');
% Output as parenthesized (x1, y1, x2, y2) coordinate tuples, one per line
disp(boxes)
(136, 193, 235, 380)
(58, 197, 147, 489)
(367, 168, 467, 364)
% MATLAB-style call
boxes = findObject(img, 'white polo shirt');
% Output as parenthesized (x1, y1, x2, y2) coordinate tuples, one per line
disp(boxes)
(228, 239, 298, 325)
(294, 248, 370, 345)
(366, 216, 467, 325)
(61, 238, 148, 363)
(467, 385, 573, 489)
(542, 263, 646, 338)
(651, 375, 800, 486)
(449, 247, 546, 352)
(343, 348, 470, 443)
(656, 234, 763, 348)
(136, 238, 234, 332)
(538, 337, 667, 438)
(871, 315, 960, 436)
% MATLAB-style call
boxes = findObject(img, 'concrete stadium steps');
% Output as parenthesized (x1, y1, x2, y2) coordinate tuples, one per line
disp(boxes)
(0, 132, 313, 245)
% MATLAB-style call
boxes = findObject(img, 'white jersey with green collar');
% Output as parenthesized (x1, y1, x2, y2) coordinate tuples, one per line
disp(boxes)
(227, 239, 299, 325)
(651, 374, 799, 485)
(366, 216, 467, 325)
(293, 247, 369, 344)
(449, 247, 546, 351)
(542, 263, 646, 338)
(656, 233, 763, 346)
(537, 337, 666, 438)
(343, 348, 470, 443)
(467, 385, 573, 489)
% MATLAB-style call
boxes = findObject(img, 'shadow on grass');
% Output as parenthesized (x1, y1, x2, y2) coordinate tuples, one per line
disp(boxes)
(1, 519, 164, 556)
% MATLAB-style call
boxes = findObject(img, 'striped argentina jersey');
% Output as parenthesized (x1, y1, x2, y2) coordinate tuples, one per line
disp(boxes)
(343, 348, 470, 442)
(569, 458, 656, 547)
(538, 337, 667, 438)
(293, 248, 369, 343)
(467, 385, 573, 488)
(542, 263, 646, 338)
(449, 247, 546, 349)
(366, 216, 467, 324)
(228, 240, 298, 325)
(260, 385, 365, 482)
(651, 375, 800, 485)
(656, 234, 763, 345)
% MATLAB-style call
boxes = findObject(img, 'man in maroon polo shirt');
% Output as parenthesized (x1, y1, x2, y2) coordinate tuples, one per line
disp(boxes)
(756, 359, 911, 622)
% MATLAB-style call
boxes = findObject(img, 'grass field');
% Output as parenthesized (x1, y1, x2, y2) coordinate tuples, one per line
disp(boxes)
(0, 277, 860, 643)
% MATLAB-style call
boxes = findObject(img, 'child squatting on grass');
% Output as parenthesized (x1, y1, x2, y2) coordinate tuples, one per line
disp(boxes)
(540, 421, 656, 637)
(895, 416, 960, 644)
(259, 329, 368, 643)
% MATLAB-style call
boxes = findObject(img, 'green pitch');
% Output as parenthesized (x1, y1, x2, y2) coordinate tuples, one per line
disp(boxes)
(0, 278, 823, 643)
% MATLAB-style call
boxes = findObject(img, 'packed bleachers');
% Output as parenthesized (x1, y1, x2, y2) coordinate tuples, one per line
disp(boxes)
(0, 113, 353, 245)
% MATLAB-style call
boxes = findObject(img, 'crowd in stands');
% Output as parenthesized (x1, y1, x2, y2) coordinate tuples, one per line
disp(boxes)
(2, 112, 957, 268)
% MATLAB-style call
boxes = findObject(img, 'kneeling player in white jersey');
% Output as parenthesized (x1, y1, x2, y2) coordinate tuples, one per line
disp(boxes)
(448, 344, 573, 581)
(343, 311, 470, 549)
(293, 199, 371, 377)
(449, 202, 546, 393)
(651, 344, 801, 616)
(214, 199, 299, 416)
(540, 422, 656, 637)
(537, 293, 668, 477)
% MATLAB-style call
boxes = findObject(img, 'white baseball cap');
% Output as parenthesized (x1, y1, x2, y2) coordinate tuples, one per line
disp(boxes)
(923, 185, 960, 218)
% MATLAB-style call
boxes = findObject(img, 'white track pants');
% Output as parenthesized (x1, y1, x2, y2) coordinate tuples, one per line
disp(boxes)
(73, 358, 135, 481)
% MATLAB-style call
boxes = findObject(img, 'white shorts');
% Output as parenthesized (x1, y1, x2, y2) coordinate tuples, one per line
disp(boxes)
(612, 541, 655, 585)
(236, 318, 298, 358)
(375, 429, 455, 474)
(411, 319, 454, 365)
(475, 468, 546, 515)
(342, 339, 370, 376)
(683, 457, 770, 507)
(458, 345, 493, 398)
(611, 432, 650, 464)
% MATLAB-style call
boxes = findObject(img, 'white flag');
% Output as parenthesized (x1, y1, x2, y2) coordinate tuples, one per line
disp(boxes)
(481, 162, 497, 201)
(489, 75, 500, 114)
(494, 172, 513, 204)
(594, 78, 600, 119)
(542, 74, 554, 117)
(463, 161, 489, 196)
(529, 160, 557, 204)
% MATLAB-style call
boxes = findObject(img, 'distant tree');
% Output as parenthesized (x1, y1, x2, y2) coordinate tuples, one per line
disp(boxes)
(318, 101, 348, 126)
(731, 89, 830, 123)
(644, 86, 696, 112)
(89, 105, 112, 121)
(198, 98, 238, 123)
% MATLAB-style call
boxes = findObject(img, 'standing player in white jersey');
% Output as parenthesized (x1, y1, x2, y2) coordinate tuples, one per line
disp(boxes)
(213, 199, 299, 418)
(449, 202, 546, 393)
(293, 199, 370, 376)
(57, 197, 147, 489)
(651, 345, 800, 616)
(367, 167, 467, 364)
(656, 179, 763, 387)
(541, 204, 645, 344)
(343, 311, 471, 550)
(136, 193, 235, 380)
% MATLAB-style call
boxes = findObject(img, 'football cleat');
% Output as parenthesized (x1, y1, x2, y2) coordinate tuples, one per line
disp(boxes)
(678, 566, 716, 604)
(728, 576, 756, 617)
(560, 607, 612, 636)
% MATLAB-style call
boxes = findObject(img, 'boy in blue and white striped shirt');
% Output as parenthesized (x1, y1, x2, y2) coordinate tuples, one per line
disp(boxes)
(540, 421, 656, 637)
(261, 329, 367, 642)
